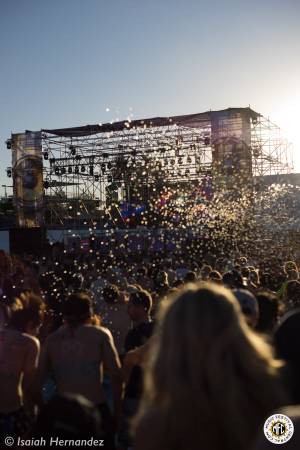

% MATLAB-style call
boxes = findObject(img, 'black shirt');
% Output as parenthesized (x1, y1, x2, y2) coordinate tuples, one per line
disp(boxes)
(124, 321, 154, 399)
(124, 321, 154, 353)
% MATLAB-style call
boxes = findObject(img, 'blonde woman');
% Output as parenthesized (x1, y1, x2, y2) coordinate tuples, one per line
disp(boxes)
(133, 283, 288, 450)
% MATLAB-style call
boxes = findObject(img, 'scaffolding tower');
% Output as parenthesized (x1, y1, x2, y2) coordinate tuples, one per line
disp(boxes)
(13, 107, 293, 228)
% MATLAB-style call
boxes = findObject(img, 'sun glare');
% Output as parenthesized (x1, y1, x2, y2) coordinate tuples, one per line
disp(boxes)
(272, 95, 300, 172)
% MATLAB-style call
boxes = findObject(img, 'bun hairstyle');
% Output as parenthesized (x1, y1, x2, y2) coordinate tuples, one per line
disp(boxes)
(9, 292, 45, 332)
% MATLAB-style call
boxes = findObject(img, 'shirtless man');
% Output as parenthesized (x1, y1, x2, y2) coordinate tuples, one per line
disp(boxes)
(0, 293, 43, 437)
(36, 291, 123, 449)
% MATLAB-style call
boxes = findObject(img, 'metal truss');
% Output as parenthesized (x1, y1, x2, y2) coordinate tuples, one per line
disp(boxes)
(40, 111, 293, 228)
(251, 115, 293, 176)
(42, 123, 213, 227)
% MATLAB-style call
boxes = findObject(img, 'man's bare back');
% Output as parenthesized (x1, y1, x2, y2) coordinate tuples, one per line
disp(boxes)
(0, 328, 40, 413)
(38, 324, 121, 405)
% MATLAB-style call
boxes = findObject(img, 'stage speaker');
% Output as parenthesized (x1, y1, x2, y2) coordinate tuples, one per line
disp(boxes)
(9, 227, 47, 256)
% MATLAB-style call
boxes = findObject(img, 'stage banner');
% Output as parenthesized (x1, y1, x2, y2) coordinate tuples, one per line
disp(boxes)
(12, 131, 44, 227)
(210, 110, 252, 191)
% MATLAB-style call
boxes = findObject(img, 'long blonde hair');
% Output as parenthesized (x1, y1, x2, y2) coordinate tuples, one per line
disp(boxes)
(134, 283, 288, 450)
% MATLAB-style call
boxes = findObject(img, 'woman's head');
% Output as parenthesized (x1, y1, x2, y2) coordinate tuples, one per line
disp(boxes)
(284, 261, 299, 281)
(136, 282, 287, 450)
(9, 292, 45, 336)
(147, 283, 273, 394)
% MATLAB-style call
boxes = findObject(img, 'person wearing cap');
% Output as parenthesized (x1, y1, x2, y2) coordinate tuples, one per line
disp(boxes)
(233, 289, 259, 328)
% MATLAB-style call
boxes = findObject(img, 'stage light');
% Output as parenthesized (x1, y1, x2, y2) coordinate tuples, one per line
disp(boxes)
(6, 139, 12, 150)
(107, 162, 112, 169)
(6, 168, 12, 177)
(44, 181, 49, 189)
(61, 167, 66, 175)
(101, 163, 106, 173)
(50, 158, 55, 164)
(107, 175, 113, 183)
(75, 166, 79, 174)
(81, 165, 86, 173)
(187, 156, 192, 164)
(204, 137, 210, 146)
(75, 154, 81, 161)
(94, 175, 99, 182)
(43, 152, 49, 160)
(89, 166, 94, 176)
(54, 167, 60, 175)
(68, 166, 72, 174)
(178, 157, 183, 165)
(69, 145, 76, 155)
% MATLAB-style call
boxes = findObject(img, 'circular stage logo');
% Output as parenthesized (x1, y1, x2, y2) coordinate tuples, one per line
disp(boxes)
(264, 414, 294, 444)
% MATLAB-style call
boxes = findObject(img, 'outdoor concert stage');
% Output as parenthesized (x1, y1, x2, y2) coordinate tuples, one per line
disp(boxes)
(5, 107, 294, 254)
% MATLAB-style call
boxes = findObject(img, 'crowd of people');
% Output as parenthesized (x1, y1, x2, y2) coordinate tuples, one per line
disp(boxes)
(0, 244, 300, 449)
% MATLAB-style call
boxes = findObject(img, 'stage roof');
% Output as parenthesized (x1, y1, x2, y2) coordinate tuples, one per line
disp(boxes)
(42, 107, 260, 138)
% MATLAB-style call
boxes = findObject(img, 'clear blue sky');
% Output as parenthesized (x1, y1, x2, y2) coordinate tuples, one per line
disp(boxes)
(1, 0, 300, 196)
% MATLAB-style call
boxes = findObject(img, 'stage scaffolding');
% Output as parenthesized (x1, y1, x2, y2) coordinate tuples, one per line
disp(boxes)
(251, 115, 293, 177)
(36, 107, 293, 228)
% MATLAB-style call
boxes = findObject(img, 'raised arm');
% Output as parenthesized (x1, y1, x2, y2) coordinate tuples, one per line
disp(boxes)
(102, 329, 124, 428)
(22, 336, 40, 413)
(33, 336, 52, 409)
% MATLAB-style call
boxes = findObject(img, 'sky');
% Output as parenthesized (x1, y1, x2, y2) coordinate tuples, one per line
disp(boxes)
(0, 0, 300, 197)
